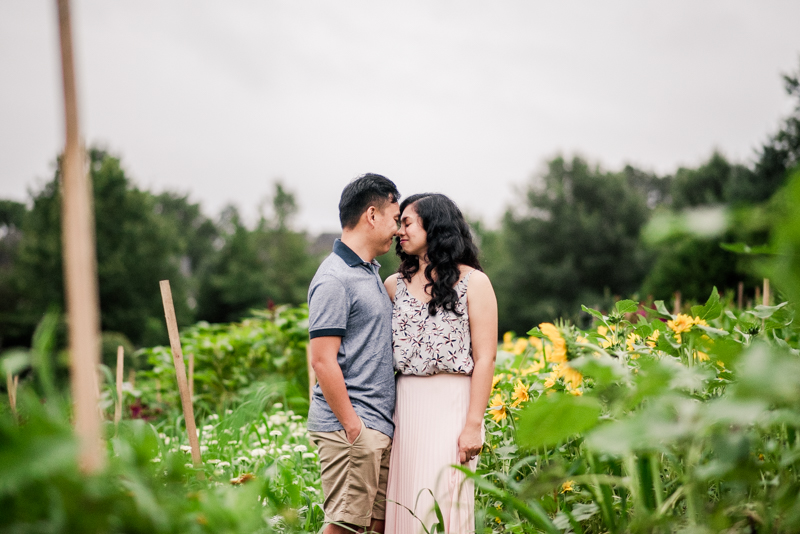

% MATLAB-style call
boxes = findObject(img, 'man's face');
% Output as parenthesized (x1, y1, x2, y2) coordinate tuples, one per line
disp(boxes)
(375, 201, 400, 256)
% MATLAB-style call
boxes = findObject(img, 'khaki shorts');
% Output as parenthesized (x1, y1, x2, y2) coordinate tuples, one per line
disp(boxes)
(309, 417, 392, 527)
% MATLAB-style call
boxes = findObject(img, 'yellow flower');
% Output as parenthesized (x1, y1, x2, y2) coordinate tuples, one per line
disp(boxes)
(491, 374, 505, 389)
(597, 325, 608, 337)
(646, 329, 661, 348)
(502, 332, 515, 351)
(521, 359, 545, 376)
(488, 393, 507, 422)
(512, 338, 529, 355)
(539, 323, 567, 363)
(668, 313, 694, 344)
(668, 314, 693, 334)
(529, 337, 543, 350)
(576, 335, 588, 344)
(510, 380, 529, 408)
(716, 360, 725, 368)
(543, 377, 556, 388)
(600, 338, 613, 349)
(560, 480, 576, 493)
(693, 316, 708, 327)
(626, 332, 640, 351)
(569, 388, 583, 396)
(696, 350, 710, 362)
(560, 364, 583, 390)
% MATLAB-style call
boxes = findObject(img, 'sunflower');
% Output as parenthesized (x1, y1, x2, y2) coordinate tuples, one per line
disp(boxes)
(539, 323, 567, 363)
(510, 380, 530, 408)
(488, 393, 507, 422)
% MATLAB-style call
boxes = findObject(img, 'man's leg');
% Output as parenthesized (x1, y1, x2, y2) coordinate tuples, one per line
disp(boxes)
(311, 421, 390, 532)
(368, 437, 392, 534)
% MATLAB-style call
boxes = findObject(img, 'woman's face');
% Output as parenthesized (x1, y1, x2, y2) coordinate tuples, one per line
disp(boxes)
(397, 204, 428, 257)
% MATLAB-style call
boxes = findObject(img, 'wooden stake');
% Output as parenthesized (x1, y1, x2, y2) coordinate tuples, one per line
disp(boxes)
(188, 352, 194, 401)
(56, 0, 103, 473)
(159, 280, 202, 469)
(307, 343, 315, 402)
(114, 346, 124, 425)
(755, 286, 761, 306)
(672, 291, 682, 315)
(763, 278, 770, 306)
(737, 282, 744, 310)
(6, 373, 17, 417)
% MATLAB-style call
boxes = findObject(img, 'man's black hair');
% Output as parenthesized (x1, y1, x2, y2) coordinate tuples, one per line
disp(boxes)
(338, 173, 400, 229)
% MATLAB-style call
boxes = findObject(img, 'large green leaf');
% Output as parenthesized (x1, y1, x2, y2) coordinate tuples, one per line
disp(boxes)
(516, 393, 602, 449)
(690, 286, 722, 321)
(615, 299, 639, 315)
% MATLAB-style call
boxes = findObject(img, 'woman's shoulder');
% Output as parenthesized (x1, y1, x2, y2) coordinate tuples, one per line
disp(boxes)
(459, 267, 492, 291)
(384, 273, 400, 300)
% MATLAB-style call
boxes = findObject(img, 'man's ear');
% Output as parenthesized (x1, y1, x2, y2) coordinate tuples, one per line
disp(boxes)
(364, 206, 378, 228)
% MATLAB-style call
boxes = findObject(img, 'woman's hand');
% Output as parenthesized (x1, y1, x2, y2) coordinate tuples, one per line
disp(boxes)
(457, 422, 483, 464)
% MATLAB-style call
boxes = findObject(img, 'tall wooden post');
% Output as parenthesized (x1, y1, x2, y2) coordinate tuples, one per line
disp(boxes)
(737, 282, 744, 310)
(188, 352, 194, 401)
(159, 281, 202, 469)
(56, 0, 103, 473)
(6, 373, 18, 417)
(763, 279, 770, 306)
(114, 346, 124, 425)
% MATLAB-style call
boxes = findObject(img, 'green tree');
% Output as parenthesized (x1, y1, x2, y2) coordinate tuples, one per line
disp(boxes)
(11, 148, 206, 347)
(754, 60, 800, 201)
(0, 200, 29, 348)
(196, 183, 319, 323)
(490, 156, 654, 334)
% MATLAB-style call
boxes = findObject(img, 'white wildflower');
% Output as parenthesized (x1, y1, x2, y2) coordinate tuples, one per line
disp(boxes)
(250, 448, 267, 458)
(293, 445, 307, 453)
(217, 461, 231, 468)
(290, 415, 303, 421)
(278, 454, 291, 461)
(302, 452, 316, 460)
(180, 445, 192, 453)
(203, 424, 214, 431)
(269, 430, 282, 437)
(207, 459, 220, 465)
(208, 414, 219, 421)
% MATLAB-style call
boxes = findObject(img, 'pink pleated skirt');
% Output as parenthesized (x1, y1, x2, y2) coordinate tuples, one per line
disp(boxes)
(384, 373, 480, 534)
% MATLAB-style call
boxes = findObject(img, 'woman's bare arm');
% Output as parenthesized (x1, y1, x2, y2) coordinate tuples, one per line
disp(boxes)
(458, 270, 498, 463)
(384, 273, 399, 303)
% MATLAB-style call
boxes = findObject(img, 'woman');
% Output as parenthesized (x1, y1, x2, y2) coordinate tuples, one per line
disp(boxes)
(383, 193, 497, 534)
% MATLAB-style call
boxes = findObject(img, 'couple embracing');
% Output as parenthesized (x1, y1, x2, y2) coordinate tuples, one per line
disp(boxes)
(307, 174, 497, 534)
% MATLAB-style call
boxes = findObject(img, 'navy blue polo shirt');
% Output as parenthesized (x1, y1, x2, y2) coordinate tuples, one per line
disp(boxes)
(307, 239, 396, 438)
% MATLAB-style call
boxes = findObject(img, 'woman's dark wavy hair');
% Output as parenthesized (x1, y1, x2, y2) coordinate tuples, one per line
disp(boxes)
(397, 193, 482, 316)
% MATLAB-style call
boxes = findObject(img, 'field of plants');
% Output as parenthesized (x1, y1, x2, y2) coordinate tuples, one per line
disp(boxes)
(2, 173, 800, 533)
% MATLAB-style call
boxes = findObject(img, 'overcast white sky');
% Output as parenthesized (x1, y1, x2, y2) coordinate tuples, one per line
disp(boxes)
(2, 1, 799, 233)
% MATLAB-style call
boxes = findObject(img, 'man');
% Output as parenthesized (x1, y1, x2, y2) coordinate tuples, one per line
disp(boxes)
(307, 173, 400, 534)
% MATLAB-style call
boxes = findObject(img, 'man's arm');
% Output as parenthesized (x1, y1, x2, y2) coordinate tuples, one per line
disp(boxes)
(309, 336, 362, 444)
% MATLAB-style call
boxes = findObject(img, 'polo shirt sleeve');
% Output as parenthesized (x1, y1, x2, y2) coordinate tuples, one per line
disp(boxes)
(308, 274, 349, 339)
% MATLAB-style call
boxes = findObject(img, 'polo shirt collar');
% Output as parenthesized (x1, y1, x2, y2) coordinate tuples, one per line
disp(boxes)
(333, 239, 381, 268)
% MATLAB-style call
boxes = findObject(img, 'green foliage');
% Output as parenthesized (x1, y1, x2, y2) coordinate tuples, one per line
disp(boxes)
(489, 156, 655, 334)
(137, 305, 310, 415)
(10, 149, 202, 347)
(481, 285, 799, 533)
(196, 184, 320, 324)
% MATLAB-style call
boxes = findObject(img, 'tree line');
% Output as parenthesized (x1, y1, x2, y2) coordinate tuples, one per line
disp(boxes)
(1, 63, 798, 355)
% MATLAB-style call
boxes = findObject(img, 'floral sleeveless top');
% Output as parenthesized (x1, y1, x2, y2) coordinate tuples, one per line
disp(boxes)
(392, 271, 475, 376)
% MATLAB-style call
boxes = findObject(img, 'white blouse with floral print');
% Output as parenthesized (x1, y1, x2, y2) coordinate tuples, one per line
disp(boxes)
(391, 271, 475, 376)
